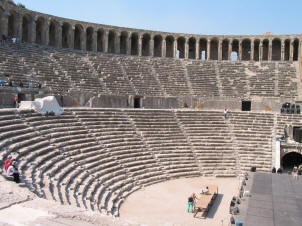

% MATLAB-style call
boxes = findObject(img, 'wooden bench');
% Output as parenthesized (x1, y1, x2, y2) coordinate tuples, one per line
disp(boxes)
(193, 185, 218, 218)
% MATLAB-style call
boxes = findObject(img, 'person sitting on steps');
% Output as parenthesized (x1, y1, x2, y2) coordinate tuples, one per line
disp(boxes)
(4, 155, 13, 173)
(7, 161, 20, 183)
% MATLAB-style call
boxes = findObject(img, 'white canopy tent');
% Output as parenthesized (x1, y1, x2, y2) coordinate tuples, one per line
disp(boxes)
(18, 96, 64, 115)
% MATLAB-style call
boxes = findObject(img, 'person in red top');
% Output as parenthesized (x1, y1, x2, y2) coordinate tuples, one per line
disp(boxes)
(4, 155, 13, 172)
(13, 96, 17, 108)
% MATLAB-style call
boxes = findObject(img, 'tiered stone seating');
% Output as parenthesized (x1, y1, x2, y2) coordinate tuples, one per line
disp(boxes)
(277, 62, 298, 98)
(229, 112, 274, 172)
(72, 108, 166, 216)
(0, 109, 57, 199)
(0, 43, 299, 99)
(88, 54, 135, 95)
(217, 62, 248, 98)
(276, 114, 302, 137)
(175, 110, 237, 176)
(121, 57, 164, 96)
(1, 43, 71, 92)
(19, 111, 109, 210)
(247, 62, 275, 97)
(125, 109, 201, 178)
(0, 44, 33, 87)
(0, 108, 295, 218)
(186, 61, 219, 97)
(51, 50, 105, 93)
(152, 58, 191, 96)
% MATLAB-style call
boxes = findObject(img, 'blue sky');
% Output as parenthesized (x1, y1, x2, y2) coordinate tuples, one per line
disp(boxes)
(15, 0, 302, 35)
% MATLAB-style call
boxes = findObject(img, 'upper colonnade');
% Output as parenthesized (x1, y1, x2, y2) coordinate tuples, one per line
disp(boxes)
(0, 0, 301, 61)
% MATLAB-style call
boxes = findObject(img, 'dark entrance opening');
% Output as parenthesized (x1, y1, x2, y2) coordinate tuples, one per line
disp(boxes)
(134, 97, 141, 108)
(242, 101, 251, 111)
(282, 152, 302, 170)
(293, 127, 302, 143)
(18, 93, 26, 103)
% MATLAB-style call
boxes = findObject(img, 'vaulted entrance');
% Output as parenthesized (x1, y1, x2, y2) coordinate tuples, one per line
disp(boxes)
(281, 152, 302, 170)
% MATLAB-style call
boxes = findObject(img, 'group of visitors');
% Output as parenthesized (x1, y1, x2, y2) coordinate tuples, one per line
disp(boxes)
(187, 186, 209, 213)
(0, 34, 19, 45)
(3, 155, 20, 183)
(293, 166, 299, 180)
(0, 78, 41, 89)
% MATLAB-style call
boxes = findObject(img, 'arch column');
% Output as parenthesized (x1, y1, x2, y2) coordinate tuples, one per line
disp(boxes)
(150, 36, 154, 57)
(127, 33, 131, 55)
(138, 34, 142, 56)
(281, 40, 285, 61)
(228, 40, 232, 61)
(115, 31, 120, 54)
(56, 22, 62, 48)
(1, 11, 9, 37)
(30, 17, 36, 43)
(251, 40, 254, 61)
(103, 30, 108, 53)
(207, 39, 210, 60)
(173, 38, 177, 58)
(81, 28, 86, 50)
(70, 25, 75, 49)
(16, 13, 22, 40)
(268, 39, 272, 61)
(44, 20, 50, 45)
(239, 40, 242, 61)
(162, 38, 166, 57)
(185, 38, 189, 59)
(299, 39, 302, 61)
(92, 30, 97, 52)
(218, 39, 222, 61)
(290, 41, 294, 61)
(259, 41, 263, 61)
(195, 39, 200, 60)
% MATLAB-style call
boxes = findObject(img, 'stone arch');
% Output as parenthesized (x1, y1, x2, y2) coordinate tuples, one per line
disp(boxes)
(293, 39, 299, 61)
(165, 35, 174, 58)
(210, 38, 218, 60)
(22, 14, 31, 43)
(49, 20, 58, 47)
(262, 39, 269, 61)
(199, 38, 207, 60)
(284, 39, 290, 61)
(108, 30, 116, 53)
(62, 22, 71, 48)
(8, 10, 17, 38)
(242, 39, 251, 61)
(177, 37, 185, 59)
(153, 35, 162, 57)
(188, 37, 196, 59)
(142, 33, 151, 56)
(97, 29, 104, 52)
(120, 31, 128, 54)
(253, 39, 260, 61)
(222, 39, 229, 60)
(272, 38, 281, 61)
(86, 27, 94, 51)
(281, 152, 302, 170)
(232, 39, 239, 61)
(131, 33, 138, 55)
(36, 16, 45, 44)
(74, 24, 83, 50)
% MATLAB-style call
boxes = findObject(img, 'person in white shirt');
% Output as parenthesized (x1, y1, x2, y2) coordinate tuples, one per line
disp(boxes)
(224, 107, 229, 119)
(7, 162, 20, 183)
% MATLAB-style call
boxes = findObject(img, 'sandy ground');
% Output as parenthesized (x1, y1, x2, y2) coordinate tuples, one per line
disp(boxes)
(120, 177, 239, 226)
(0, 175, 239, 226)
